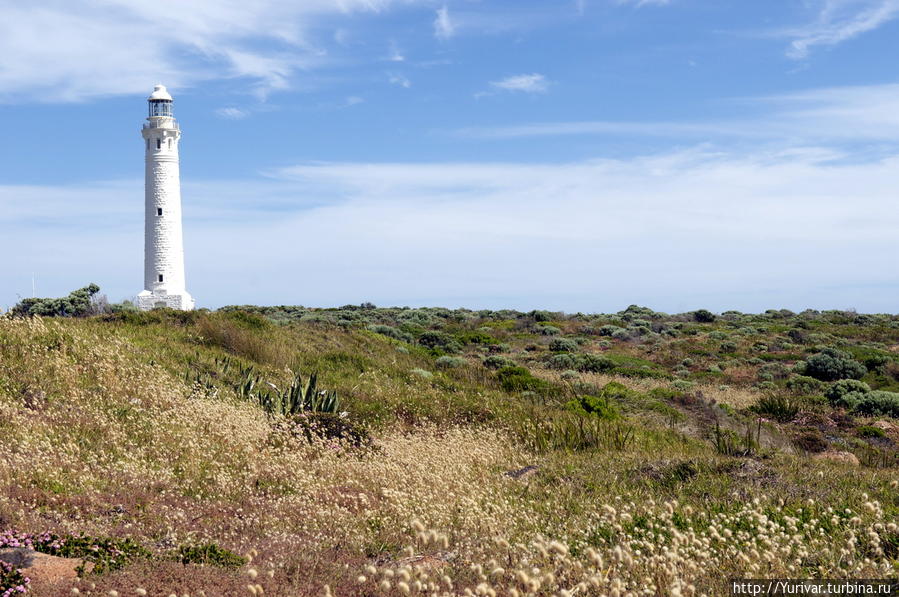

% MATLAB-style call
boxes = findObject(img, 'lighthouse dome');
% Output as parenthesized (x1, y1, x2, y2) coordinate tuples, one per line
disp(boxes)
(148, 84, 173, 101)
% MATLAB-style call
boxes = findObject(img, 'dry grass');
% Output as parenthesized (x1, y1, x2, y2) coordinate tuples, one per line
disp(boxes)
(1, 316, 898, 595)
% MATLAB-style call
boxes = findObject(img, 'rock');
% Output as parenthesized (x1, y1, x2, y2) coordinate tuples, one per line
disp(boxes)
(872, 420, 895, 432)
(813, 451, 860, 466)
(504, 465, 538, 480)
(0, 548, 93, 585)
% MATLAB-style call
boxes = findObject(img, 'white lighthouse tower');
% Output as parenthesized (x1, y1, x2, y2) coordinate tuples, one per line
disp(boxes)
(137, 84, 195, 311)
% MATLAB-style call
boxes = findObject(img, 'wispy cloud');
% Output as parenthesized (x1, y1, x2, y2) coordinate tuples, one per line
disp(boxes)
(457, 82, 899, 143)
(0, 1, 429, 103)
(6, 148, 899, 312)
(785, 0, 899, 59)
(434, 5, 455, 40)
(215, 107, 249, 119)
(488, 73, 549, 94)
(617, 0, 673, 7)
(388, 72, 412, 88)
(387, 39, 406, 62)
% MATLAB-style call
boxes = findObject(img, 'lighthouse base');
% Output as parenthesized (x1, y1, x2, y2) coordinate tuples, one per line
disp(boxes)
(137, 289, 195, 311)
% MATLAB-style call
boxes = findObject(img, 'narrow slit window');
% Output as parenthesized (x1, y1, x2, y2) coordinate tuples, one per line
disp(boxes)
(156, 138, 161, 150)
(158, 274, 164, 283)
(146, 139, 150, 150)
(168, 138, 173, 148)
(157, 207, 163, 216)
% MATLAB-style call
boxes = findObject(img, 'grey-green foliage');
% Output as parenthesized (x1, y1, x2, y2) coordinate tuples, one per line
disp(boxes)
(549, 338, 579, 352)
(537, 325, 562, 336)
(598, 325, 627, 337)
(254, 371, 341, 417)
(546, 353, 614, 373)
(785, 375, 826, 395)
(12, 283, 100, 317)
(825, 379, 871, 404)
(805, 348, 867, 381)
(483, 355, 515, 369)
(855, 391, 899, 417)
(435, 355, 466, 369)
(367, 324, 412, 343)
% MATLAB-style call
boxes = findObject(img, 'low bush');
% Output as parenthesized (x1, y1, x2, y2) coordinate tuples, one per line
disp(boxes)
(855, 391, 899, 418)
(435, 355, 466, 369)
(805, 348, 867, 381)
(785, 375, 825, 395)
(11, 283, 101, 318)
(549, 338, 579, 352)
(825, 379, 871, 403)
(0, 560, 28, 595)
(496, 366, 550, 393)
(857, 425, 887, 439)
(176, 543, 246, 569)
(367, 324, 412, 343)
(566, 394, 619, 420)
(483, 355, 515, 369)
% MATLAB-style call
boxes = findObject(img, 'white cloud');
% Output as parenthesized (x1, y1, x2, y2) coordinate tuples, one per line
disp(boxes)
(617, 0, 673, 7)
(457, 82, 899, 142)
(434, 5, 455, 40)
(0, 0, 426, 103)
(215, 107, 249, 119)
(785, 0, 899, 59)
(5, 148, 899, 312)
(388, 73, 412, 88)
(387, 39, 405, 62)
(489, 73, 549, 94)
(344, 96, 365, 106)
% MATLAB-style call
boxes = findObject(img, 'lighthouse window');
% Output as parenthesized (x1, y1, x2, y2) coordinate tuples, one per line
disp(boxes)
(156, 138, 161, 150)
(146, 139, 150, 150)
(158, 274, 164, 283)
(157, 207, 163, 216)
(168, 138, 173, 149)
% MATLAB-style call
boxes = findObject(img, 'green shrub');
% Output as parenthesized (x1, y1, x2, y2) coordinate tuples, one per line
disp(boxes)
(546, 353, 579, 370)
(566, 395, 619, 420)
(671, 380, 695, 392)
(580, 354, 615, 373)
(367, 324, 411, 343)
(177, 543, 246, 569)
(825, 379, 871, 404)
(598, 325, 626, 337)
(410, 368, 433, 380)
(719, 341, 738, 353)
(537, 325, 562, 336)
(549, 338, 579, 352)
(785, 375, 825, 395)
(417, 331, 461, 353)
(855, 391, 899, 418)
(496, 366, 549, 393)
(12, 283, 101, 317)
(435, 356, 466, 369)
(857, 425, 886, 439)
(560, 370, 579, 381)
(483, 355, 515, 369)
(693, 309, 716, 323)
(805, 348, 867, 381)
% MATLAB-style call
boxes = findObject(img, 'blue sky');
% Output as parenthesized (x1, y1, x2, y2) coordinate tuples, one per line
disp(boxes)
(2, 0, 899, 313)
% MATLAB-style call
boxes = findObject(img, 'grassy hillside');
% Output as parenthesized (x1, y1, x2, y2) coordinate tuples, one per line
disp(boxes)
(2, 305, 899, 595)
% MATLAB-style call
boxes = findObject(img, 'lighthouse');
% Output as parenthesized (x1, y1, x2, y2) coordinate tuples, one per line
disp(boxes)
(136, 84, 195, 311)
